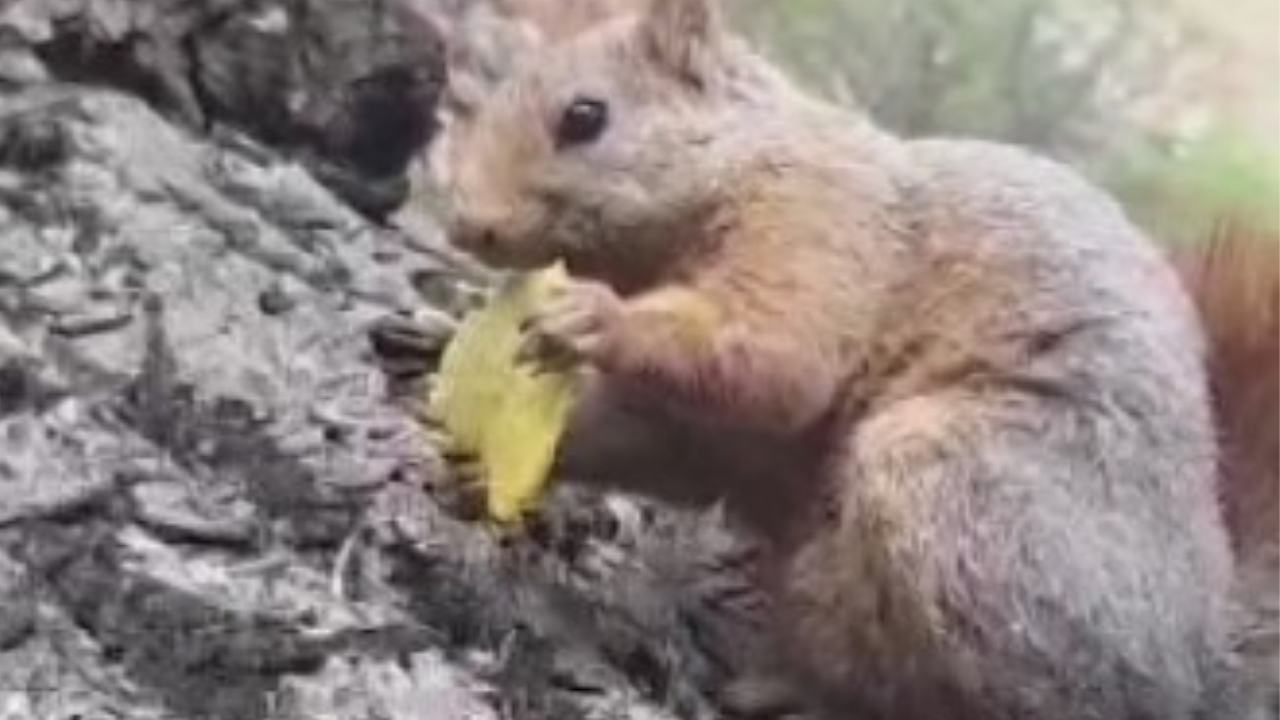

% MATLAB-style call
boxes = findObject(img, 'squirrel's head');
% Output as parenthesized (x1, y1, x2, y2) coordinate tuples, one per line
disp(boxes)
(439, 0, 777, 278)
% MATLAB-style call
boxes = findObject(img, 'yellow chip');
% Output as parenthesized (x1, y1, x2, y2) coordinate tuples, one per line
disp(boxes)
(427, 263, 579, 523)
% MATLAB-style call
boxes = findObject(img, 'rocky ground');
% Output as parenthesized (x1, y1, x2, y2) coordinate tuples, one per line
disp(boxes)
(0, 1, 762, 718)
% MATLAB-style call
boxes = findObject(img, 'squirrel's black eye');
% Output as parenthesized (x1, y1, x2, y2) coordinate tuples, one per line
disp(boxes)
(556, 97, 609, 147)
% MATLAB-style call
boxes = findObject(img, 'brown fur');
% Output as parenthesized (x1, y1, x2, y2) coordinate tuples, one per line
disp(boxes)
(1172, 222, 1280, 716)
(437, 1, 1276, 716)
(1173, 222, 1279, 561)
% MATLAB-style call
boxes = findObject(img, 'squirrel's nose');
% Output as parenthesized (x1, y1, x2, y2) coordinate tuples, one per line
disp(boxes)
(447, 217, 500, 254)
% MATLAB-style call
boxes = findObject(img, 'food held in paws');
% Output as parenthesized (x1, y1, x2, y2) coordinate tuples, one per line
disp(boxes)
(426, 263, 579, 523)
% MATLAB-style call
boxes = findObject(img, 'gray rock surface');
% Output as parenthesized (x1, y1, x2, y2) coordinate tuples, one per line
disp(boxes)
(1, 0, 445, 221)
(0, 2, 762, 719)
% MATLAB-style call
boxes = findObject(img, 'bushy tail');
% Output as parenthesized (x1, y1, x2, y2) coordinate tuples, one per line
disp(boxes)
(1172, 218, 1279, 715)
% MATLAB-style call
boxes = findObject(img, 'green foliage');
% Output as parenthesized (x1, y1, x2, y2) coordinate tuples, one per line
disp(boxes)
(728, 0, 1277, 246)
(1100, 124, 1280, 246)
(730, 0, 1169, 157)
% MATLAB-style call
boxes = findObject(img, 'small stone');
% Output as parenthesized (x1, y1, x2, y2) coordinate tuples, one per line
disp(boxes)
(258, 284, 297, 316)
(131, 480, 256, 547)
(367, 312, 455, 378)
(0, 360, 34, 413)
(549, 650, 614, 694)
(409, 267, 486, 318)
(0, 46, 47, 85)
(0, 554, 35, 651)
(48, 308, 135, 338)
(0, 116, 69, 172)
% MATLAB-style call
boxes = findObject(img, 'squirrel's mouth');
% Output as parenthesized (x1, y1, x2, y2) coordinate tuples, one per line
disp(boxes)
(449, 229, 562, 272)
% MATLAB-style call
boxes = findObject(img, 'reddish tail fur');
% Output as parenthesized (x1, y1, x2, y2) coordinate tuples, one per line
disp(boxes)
(1172, 218, 1278, 709)
(1174, 220, 1279, 561)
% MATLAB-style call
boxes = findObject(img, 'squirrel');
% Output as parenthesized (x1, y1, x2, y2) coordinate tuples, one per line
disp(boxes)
(433, 0, 1279, 717)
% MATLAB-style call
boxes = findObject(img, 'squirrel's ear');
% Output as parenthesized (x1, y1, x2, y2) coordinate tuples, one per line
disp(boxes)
(639, 0, 724, 87)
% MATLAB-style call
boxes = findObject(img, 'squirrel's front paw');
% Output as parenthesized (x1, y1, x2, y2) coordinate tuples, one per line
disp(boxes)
(518, 279, 622, 372)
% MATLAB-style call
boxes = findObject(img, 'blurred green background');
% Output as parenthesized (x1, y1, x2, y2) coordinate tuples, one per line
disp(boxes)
(728, 0, 1278, 247)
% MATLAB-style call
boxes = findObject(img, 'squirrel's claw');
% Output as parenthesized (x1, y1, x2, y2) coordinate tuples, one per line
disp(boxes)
(517, 280, 620, 372)
(515, 329, 581, 375)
